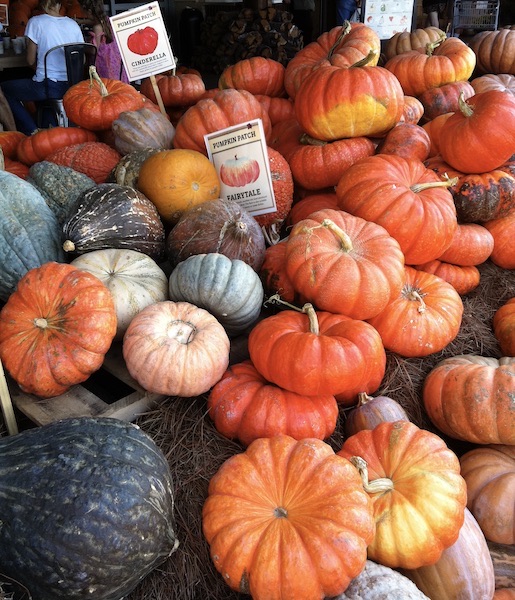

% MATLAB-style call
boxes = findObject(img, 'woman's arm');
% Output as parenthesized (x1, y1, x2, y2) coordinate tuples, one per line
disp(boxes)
(26, 38, 37, 70)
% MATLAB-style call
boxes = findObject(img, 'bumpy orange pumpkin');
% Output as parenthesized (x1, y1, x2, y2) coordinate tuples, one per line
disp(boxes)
(208, 360, 338, 446)
(338, 420, 467, 569)
(423, 355, 515, 445)
(203, 435, 375, 599)
(46, 141, 121, 184)
(493, 298, 515, 357)
(0, 262, 117, 398)
(460, 445, 515, 545)
(336, 154, 458, 265)
(367, 266, 464, 358)
(284, 208, 405, 321)
(484, 211, 515, 269)
(137, 148, 220, 225)
(123, 300, 230, 397)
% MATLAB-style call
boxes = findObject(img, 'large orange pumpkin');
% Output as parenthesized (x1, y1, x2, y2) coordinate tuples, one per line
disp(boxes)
(493, 298, 515, 357)
(336, 154, 458, 265)
(218, 56, 286, 97)
(202, 435, 375, 599)
(137, 148, 220, 225)
(338, 420, 467, 569)
(423, 355, 515, 445)
(16, 127, 97, 166)
(0, 262, 117, 398)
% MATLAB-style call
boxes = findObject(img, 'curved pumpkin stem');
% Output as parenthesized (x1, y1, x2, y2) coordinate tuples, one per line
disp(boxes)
(351, 49, 377, 69)
(265, 294, 320, 335)
(318, 218, 353, 252)
(457, 91, 474, 118)
(300, 133, 327, 147)
(356, 392, 373, 406)
(410, 176, 458, 194)
(328, 20, 352, 59)
(403, 286, 427, 313)
(350, 456, 394, 494)
(88, 65, 109, 97)
(425, 34, 446, 56)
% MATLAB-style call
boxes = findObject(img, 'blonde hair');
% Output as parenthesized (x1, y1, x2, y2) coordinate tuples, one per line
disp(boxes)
(40, 0, 62, 12)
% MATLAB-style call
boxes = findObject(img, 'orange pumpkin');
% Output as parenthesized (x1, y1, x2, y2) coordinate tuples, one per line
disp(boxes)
(383, 36, 476, 97)
(423, 355, 515, 445)
(46, 141, 121, 184)
(259, 240, 299, 304)
(139, 72, 205, 107)
(0, 131, 26, 159)
(137, 148, 220, 225)
(218, 56, 286, 97)
(493, 298, 515, 357)
(422, 112, 454, 157)
(336, 154, 458, 265)
(437, 223, 494, 266)
(16, 127, 97, 166)
(413, 260, 481, 296)
(484, 212, 515, 269)
(417, 80, 475, 123)
(286, 192, 339, 227)
(471, 73, 515, 96)
(254, 95, 295, 126)
(367, 266, 464, 358)
(202, 435, 375, 599)
(376, 123, 431, 162)
(460, 445, 515, 545)
(338, 420, 467, 569)
(123, 300, 230, 397)
(399, 95, 425, 125)
(0, 262, 117, 398)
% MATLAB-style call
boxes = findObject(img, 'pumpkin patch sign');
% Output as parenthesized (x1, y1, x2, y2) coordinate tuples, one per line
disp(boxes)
(110, 2, 175, 82)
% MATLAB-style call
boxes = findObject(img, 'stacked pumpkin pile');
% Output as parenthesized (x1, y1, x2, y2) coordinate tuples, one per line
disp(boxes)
(0, 21, 514, 600)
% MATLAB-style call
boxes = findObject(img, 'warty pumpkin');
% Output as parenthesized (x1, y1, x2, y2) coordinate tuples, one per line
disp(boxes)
(123, 300, 230, 397)
(0, 417, 179, 600)
(71, 248, 169, 340)
(338, 420, 467, 569)
(423, 355, 515, 445)
(283, 208, 406, 321)
(168, 253, 264, 336)
(367, 266, 464, 358)
(0, 172, 65, 302)
(202, 435, 375, 600)
(208, 360, 338, 446)
(0, 262, 117, 398)
(247, 300, 386, 398)
(460, 444, 515, 546)
(137, 148, 221, 225)
(46, 141, 122, 184)
(493, 297, 515, 357)
(335, 154, 458, 265)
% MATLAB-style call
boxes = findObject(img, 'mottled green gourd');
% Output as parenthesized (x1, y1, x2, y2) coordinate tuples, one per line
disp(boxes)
(0, 171, 65, 301)
(0, 417, 179, 600)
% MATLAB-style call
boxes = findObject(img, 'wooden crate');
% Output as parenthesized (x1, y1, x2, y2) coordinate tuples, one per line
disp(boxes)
(7, 343, 167, 427)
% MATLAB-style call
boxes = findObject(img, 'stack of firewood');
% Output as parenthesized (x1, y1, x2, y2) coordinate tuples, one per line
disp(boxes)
(192, 6, 304, 75)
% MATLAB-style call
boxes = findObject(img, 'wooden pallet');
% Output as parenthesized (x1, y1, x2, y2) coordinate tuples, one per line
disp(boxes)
(5, 343, 167, 428)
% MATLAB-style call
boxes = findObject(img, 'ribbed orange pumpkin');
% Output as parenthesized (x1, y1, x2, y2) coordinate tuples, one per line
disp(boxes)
(437, 223, 494, 266)
(376, 123, 431, 162)
(484, 211, 515, 269)
(423, 355, 515, 445)
(16, 127, 97, 166)
(468, 29, 515, 75)
(493, 297, 515, 357)
(0, 131, 26, 159)
(338, 420, 467, 569)
(422, 112, 454, 157)
(202, 435, 375, 599)
(417, 80, 475, 122)
(471, 73, 515, 96)
(218, 56, 286, 97)
(336, 154, 458, 265)
(413, 260, 481, 296)
(367, 266, 464, 358)
(139, 72, 205, 107)
(294, 61, 405, 141)
(0, 262, 117, 398)
(384, 36, 476, 97)
(284, 208, 405, 321)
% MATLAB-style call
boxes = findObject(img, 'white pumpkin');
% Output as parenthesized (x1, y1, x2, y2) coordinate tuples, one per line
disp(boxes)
(71, 248, 168, 340)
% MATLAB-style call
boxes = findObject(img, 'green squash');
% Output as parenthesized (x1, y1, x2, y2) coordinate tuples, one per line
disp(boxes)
(168, 252, 264, 336)
(27, 161, 96, 225)
(0, 171, 65, 302)
(0, 417, 179, 600)
(106, 147, 161, 188)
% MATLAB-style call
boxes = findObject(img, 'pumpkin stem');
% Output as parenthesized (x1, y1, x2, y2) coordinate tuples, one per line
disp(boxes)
(457, 91, 474, 118)
(350, 456, 394, 494)
(351, 49, 377, 69)
(300, 133, 327, 147)
(63, 240, 76, 253)
(410, 176, 458, 194)
(274, 507, 288, 518)
(88, 65, 109, 97)
(357, 392, 373, 406)
(318, 219, 353, 253)
(265, 295, 320, 335)
(328, 21, 352, 59)
(425, 34, 446, 56)
(405, 287, 427, 313)
(34, 317, 48, 329)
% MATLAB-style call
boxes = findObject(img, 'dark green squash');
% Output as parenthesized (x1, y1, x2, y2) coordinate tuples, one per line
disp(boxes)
(0, 171, 65, 302)
(62, 183, 166, 261)
(0, 417, 179, 600)
(106, 147, 161, 188)
(27, 161, 96, 225)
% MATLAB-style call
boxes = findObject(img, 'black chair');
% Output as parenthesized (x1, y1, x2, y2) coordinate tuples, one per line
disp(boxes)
(36, 42, 97, 129)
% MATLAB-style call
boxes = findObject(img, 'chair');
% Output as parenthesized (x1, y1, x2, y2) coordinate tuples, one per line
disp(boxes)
(36, 42, 97, 129)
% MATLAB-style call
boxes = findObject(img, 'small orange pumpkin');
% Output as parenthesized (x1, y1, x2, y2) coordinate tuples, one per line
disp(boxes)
(493, 297, 515, 357)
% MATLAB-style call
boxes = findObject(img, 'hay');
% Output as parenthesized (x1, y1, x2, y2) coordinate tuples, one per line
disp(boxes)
(127, 261, 515, 600)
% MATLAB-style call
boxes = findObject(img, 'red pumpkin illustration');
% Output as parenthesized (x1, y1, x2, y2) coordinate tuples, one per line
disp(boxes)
(127, 27, 159, 55)
(220, 155, 260, 187)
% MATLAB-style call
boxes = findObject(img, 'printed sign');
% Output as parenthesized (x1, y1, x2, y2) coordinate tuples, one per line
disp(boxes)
(0, 4, 8, 26)
(362, 0, 415, 39)
(205, 119, 277, 218)
(110, 2, 175, 82)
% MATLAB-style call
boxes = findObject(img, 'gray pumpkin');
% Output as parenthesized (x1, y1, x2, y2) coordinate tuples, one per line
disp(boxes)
(168, 252, 264, 336)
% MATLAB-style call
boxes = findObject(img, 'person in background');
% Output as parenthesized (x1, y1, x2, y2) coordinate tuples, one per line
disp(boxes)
(0, 0, 84, 134)
(77, 0, 128, 82)
(337, 0, 358, 24)
(287, 0, 315, 46)
(423, 0, 447, 27)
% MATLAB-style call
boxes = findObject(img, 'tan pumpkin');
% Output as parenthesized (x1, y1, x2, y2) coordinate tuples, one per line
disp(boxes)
(471, 73, 515, 96)
(122, 300, 230, 397)
(384, 27, 446, 61)
(71, 248, 168, 340)
(460, 445, 515, 546)
(468, 29, 515, 75)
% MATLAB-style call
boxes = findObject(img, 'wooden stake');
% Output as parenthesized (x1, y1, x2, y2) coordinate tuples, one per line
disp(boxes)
(150, 74, 167, 117)
(0, 359, 18, 435)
